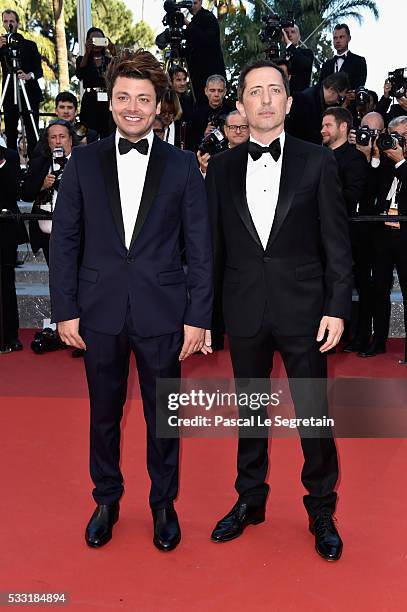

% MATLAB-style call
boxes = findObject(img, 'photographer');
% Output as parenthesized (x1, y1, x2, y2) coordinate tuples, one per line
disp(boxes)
(288, 72, 350, 144)
(0, 9, 43, 158)
(319, 23, 367, 90)
(376, 78, 407, 127)
(76, 27, 115, 138)
(358, 116, 407, 357)
(282, 24, 313, 93)
(20, 120, 76, 266)
(184, 0, 226, 106)
(189, 74, 230, 151)
(169, 65, 193, 122)
(0, 142, 27, 352)
(197, 109, 249, 175)
(160, 88, 183, 146)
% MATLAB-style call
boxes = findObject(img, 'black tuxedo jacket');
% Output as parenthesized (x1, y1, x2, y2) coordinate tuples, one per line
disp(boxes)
(0, 38, 43, 105)
(185, 8, 226, 81)
(373, 158, 407, 215)
(332, 142, 369, 216)
(286, 45, 314, 92)
(319, 50, 367, 89)
(206, 135, 353, 338)
(49, 134, 213, 336)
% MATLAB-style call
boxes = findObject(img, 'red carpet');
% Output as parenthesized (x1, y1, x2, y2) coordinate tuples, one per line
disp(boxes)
(1, 331, 407, 610)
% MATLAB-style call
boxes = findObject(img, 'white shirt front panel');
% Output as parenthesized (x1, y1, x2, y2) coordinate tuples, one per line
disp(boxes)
(115, 129, 154, 249)
(246, 131, 285, 250)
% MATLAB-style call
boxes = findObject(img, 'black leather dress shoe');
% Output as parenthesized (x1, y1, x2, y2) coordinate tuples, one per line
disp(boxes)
(211, 501, 265, 543)
(85, 502, 119, 548)
(152, 505, 181, 551)
(343, 337, 369, 353)
(9, 338, 23, 352)
(358, 339, 386, 358)
(309, 512, 343, 561)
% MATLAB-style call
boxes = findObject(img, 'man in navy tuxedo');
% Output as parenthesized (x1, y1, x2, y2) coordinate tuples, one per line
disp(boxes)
(49, 50, 213, 551)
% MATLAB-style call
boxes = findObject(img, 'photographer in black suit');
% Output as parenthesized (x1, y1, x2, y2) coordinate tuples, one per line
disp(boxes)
(0, 143, 27, 351)
(282, 24, 313, 93)
(184, 0, 226, 106)
(319, 24, 367, 90)
(0, 10, 43, 157)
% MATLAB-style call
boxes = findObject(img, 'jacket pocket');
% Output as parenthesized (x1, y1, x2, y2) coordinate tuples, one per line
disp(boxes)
(78, 266, 99, 283)
(295, 262, 323, 281)
(158, 269, 186, 285)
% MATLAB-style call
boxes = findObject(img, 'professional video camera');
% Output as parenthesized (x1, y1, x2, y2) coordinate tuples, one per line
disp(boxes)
(355, 126, 379, 147)
(387, 68, 407, 99)
(355, 86, 370, 106)
(260, 11, 295, 59)
(156, 0, 193, 59)
(198, 128, 228, 156)
(377, 131, 406, 152)
(4, 24, 24, 65)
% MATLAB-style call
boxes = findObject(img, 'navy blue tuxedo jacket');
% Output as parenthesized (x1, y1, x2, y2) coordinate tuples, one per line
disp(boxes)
(49, 134, 213, 337)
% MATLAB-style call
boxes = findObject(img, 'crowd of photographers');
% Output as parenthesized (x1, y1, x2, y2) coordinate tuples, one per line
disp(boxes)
(1, 1, 407, 357)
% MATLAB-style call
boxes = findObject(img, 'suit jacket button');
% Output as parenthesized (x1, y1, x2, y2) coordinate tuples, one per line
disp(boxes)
(263, 256, 271, 263)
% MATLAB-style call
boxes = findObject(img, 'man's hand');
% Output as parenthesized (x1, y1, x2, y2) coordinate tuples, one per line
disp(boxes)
(179, 324, 205, 361)
(200, 330, 213, 355)
(348, 128, 356, 145)
(342, 90, 355, 107)
(17, 70, 31, 81)
(41, 174, 56, 190)
(197, 150, 210, 174)
(0, 35, 7, 48)
(384, 142, 405, 164)
(281, 28, 290, 46)
(57, 318, 86, 350)
(383, 79, 392, 98)
(316, 316, 344, 353)
(204, 122, 216, 137)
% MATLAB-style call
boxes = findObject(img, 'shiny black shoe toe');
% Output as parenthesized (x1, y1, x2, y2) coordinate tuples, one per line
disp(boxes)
(152, 505, 181, 551)
(309, 512, 343, 561)
(211, 501, 265, 543)
(9, 338, 23, 351)
(358, 338, 386, 358)
(85, 502, 120, 548)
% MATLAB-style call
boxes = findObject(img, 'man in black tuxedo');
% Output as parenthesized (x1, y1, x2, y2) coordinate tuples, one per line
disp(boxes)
(282, 25, 313, 93)
(0, 143, 27, 351)
(0, 10, 43, 157)
(319, 23, 367, 90)
(206, 60, 352, 561)
(184, 0, 226, 106)
(49, 50, 213, 552)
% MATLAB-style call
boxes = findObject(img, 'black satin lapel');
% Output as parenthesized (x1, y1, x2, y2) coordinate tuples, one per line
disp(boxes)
(266, 137, 305, 251)
(229, 142, 263, 249)
(101, 137, 125, 246)
(129, 136, 167, 251)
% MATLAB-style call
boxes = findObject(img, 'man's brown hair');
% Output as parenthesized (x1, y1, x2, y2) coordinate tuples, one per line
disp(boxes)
(106, 49, 169, 103)
(323, 106, 353, 134)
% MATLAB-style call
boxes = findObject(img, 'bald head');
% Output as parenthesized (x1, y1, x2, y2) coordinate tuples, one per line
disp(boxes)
(361, 112, 384, 131)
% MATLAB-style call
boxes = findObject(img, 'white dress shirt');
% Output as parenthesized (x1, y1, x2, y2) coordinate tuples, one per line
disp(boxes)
(115, 129, 154, 249)
(165, 122, 175, 145)
(335, 52, 347, 72)
(246, 131, 285, 250)
(39, 152, 72, 234)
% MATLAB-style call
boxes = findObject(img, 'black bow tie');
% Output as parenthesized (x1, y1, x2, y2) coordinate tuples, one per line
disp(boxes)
(334, 54, 347, 61)
(248, 139, 281, 162)
(118, 137, 149, 156)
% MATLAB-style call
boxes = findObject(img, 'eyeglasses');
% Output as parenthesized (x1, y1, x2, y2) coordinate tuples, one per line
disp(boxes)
(226, 124, 249, 132)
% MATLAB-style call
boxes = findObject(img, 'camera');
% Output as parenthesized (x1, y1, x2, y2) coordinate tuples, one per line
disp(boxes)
(4, 24, 24, 64)
(156, 0, 193, 58)
(387, 68, 407, 99)
(260, 11, 295, 58)
(355, 126, 379, 147)
(92, 37, 108, 47)
(355, 86, 370, 106)
(376, 131, 406, 152)
(207, 112, 227, 131)
(198, 128, 228, 156)
(51, 147, 68, 180)
(31, 328, 66, 354)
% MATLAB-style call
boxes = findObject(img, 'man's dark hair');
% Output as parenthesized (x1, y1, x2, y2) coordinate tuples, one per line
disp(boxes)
(238, 59, 290, 101)
(55, 91, 78, 110)
(86, 26, 105, 40)
(323, 72, 350, 92)
(274, 58, 291, 75)
(2, 9, 19, 22)
(168, 65, 188, 81)
(106, 49, 169, 103)
(323, 106, 353, 133)
(334, 23, 350, 36)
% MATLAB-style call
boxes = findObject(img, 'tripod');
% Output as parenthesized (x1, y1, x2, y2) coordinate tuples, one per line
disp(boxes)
(0, 52, 39, 158)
